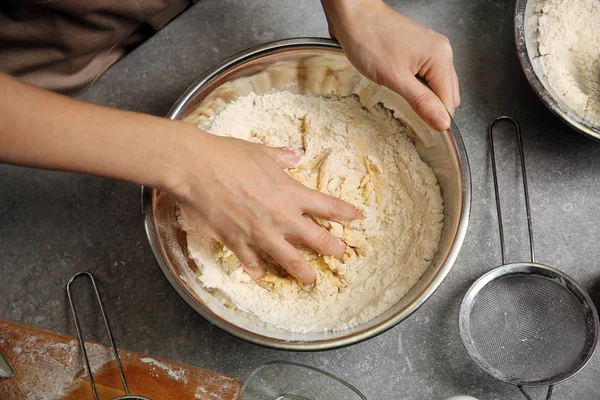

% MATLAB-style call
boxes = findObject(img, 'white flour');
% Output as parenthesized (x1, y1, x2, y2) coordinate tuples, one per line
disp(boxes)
(179, 92, 443, 333)
(537, 0, 600, 125)
(140, 357, 188, 383)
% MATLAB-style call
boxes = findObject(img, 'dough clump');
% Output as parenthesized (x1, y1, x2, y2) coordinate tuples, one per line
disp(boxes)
(179, 92, 444, 333)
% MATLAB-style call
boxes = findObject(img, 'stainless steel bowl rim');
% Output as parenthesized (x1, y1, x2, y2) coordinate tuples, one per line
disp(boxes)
(514, 0, 600, 141)
(142, 38, 472, 350)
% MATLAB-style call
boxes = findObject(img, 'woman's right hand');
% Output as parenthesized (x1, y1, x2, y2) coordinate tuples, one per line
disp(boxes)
(173, 129, 363, 286)
(0, 73, 361, 287)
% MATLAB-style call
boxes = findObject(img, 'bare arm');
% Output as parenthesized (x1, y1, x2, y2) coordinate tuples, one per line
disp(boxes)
(0, 72, 194, 191)
(0, 73, 362, 286)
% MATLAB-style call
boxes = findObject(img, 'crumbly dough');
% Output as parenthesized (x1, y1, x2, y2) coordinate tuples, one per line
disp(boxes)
(178, 92, 444, 333)
(537, 0, 600, 125)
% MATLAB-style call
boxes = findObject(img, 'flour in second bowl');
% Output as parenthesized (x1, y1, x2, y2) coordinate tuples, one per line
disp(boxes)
(537, 0, 600, 126)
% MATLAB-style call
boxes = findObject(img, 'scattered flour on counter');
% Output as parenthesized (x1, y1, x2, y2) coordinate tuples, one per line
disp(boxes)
(0, 334, 114, 400)
(178, 92, 444, 333)
(12, 338, 81, 400)
(140, 357, 188, 383)
(537, 0, 600, 125)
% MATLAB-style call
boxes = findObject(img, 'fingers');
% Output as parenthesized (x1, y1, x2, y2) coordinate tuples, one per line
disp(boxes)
(301, 189, 363, 222)
(426, 69, 456, 117)
(390, 73, 450, 131)
(423, 56, 457, 117)
(452, 67, 461, 114)
(262, 145, 305, 169)
(233, 245, 266, 281)
(288, 218, 346, 260)
(263, 238, 316, 286)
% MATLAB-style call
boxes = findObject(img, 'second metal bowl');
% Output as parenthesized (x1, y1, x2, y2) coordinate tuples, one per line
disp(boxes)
(515, 0, 600, 140)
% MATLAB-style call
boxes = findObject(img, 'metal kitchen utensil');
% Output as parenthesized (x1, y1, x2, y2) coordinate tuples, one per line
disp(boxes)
(0, 351, 13, 378)
(143, 38, 471, 351)
(67, 272, 152, 400)
(459, 117, 598, 400)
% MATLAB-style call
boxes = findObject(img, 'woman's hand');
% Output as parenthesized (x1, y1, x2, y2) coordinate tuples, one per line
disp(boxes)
(0, 73, 362, 287)
(174, 131, 363, 286)
(322, 0, 460, 131)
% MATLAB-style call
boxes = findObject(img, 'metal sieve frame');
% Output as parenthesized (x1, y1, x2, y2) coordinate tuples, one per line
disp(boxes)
(458, 116, 599, 399)
(459, 262, 599, 387)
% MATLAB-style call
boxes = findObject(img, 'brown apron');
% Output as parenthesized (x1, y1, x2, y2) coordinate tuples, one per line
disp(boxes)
(0, 0, 191, 95)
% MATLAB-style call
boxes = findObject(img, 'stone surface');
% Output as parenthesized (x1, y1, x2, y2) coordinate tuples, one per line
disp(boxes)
(2, 0, 600, 399)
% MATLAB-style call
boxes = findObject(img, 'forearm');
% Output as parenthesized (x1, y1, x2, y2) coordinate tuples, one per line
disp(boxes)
(321, 0, 384, 38)
(0, 72, 200, 194)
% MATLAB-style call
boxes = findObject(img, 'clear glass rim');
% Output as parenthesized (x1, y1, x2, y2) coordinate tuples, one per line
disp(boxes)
(236, 361, 367, 400)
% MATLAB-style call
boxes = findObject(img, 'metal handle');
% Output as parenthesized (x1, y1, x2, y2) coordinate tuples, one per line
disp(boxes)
(518, 384, 553, 400)
(488, 116, 535, 265)
(66, 272, 130, 399)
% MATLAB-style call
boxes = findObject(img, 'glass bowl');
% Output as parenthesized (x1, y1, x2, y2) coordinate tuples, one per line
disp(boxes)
(236, 361, 366, 400)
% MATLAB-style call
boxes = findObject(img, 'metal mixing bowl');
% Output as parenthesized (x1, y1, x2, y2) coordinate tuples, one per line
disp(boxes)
(142, 38, 471, 350)
(515, 0, 600, 140)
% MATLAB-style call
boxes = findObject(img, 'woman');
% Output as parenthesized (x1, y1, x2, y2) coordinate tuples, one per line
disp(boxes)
(0, 0, 459, 286)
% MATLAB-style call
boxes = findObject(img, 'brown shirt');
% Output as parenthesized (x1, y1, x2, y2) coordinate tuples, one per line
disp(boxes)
(0, 0, 191, 94)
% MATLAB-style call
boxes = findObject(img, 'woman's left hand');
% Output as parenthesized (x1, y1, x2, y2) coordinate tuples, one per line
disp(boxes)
(321, 0, 460, 131)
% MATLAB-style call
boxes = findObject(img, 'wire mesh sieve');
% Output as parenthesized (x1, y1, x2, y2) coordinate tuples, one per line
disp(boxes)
(459, 117, 598, 400)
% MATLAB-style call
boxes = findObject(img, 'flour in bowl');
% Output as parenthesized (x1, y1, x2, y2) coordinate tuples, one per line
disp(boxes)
(537, 0, 600, 125)
(178, 92, 444, 333)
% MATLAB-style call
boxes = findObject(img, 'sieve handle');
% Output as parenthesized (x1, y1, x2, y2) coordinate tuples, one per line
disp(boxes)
(518, 385, 553, 400)
(488, 116, 535, 264)
(66, 272, 131, 399)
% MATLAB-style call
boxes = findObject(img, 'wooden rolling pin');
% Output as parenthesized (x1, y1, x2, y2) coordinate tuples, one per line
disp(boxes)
(0, 320, 241, 399)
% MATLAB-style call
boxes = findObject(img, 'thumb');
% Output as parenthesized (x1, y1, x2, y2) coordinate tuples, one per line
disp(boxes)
(390, 74, 451, 131)
(262, 146, 305, 169)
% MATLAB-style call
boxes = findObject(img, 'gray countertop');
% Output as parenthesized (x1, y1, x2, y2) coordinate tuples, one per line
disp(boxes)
(1, 0, 600, 399)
